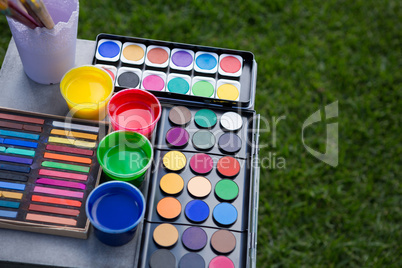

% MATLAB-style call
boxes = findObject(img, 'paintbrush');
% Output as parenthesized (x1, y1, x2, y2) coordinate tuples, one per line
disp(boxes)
(20, 0, 44, 27)
(1, 0, 38, 29)
(0, 0, 11, 15)
(25, 0, 54, 29)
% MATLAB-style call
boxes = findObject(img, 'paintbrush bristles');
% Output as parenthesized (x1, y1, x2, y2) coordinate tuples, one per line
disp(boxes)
(4, 0, 38, 29)
(0, 0, 8, 10)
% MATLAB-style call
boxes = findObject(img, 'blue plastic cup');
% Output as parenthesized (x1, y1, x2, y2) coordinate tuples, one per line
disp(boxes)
(86, 181, 145, 246)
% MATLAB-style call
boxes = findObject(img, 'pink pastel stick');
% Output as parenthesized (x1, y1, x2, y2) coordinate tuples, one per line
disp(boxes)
(36, 178, 86, 190)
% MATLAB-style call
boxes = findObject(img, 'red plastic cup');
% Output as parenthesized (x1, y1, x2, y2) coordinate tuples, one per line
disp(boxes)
(107, 89, 162, 137)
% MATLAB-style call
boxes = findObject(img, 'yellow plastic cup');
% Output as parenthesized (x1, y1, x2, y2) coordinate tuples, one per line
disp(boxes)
(60, 66, 114, 120)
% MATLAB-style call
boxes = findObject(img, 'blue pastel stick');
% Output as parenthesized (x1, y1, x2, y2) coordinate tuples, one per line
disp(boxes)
(0, 210, 17, 218)
(0, 138, 3, 144)
(0, 155, 33, 165)
(0, 130, 39, 140)
(0, 181, 26, 191)
(3, 139, 38, 148)
(0, 171, 28, 182)
(0, 200, 20, 209)
(0, 163, 31, 173)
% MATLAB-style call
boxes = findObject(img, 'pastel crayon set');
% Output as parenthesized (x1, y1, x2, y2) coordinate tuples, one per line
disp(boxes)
(0, 107, 108, 238)
(136, 101, 260, 267)
(92, 34, 257, 108)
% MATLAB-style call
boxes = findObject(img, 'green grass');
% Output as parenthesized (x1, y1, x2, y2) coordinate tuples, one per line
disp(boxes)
(1, 0, 401, 266)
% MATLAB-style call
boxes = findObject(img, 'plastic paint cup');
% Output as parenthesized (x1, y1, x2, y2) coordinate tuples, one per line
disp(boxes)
(60, 66, 114, 120)
(107, 89, 162, 138)
(86, 181, 145, 246)
(7, 0, 79, 84)
(97, 131, 153, 186)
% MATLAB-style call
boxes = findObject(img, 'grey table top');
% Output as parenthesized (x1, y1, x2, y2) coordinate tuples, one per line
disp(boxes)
(0, 38, 139, 268)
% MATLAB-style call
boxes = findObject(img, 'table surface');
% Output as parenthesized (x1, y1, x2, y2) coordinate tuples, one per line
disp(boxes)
(0, 38, 141, 268)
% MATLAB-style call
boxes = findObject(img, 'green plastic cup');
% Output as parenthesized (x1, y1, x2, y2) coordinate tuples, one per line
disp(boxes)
(97, 131, 153, 186)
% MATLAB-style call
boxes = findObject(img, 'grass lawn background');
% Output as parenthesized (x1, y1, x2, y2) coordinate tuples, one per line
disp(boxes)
(0, 0, 400, 267)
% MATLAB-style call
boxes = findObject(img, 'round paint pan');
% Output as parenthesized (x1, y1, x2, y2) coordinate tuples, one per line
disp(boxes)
(194, 109, 217, 129)
(179, 253, 205, 268)
(218, 54, 243, 77)
(149, 249, 176, 268)
(189, 153, 214, 175)
(191, 77, 216, 98)
(218, 132, 242, 154)
(85, 181, 145, 246)
(163, 150, 187, 172)
(217, 156, 241, 178)
(168, 106, 192, 126)
(210, 229, 236, 254)
(185, 200, 209, 223)
(116, 67, 142, 89)
(170, 48, 195, 71)
(166, 127, 190, 148)
(187, 176, 212, 198)
(141, 70, 167, 91)
(157, 197, 182, 220)
(145, 45, 171, 68)
(120, 42, 146, 65)
(215, 179, 239, 201)
(181, 226, 208, 251)
(216, 79, 241, 101)
(220, 111, 243, 132)
(160, 173, 184, 195)
(166, 74, 191, 95)
(95, 39, 122, 62)
(194, 51, 218, 74)
(209, 256, 235, 268)
(192, 130, 215, 151)
(212, 202, 238, 226)
(153, 223, 179, 248)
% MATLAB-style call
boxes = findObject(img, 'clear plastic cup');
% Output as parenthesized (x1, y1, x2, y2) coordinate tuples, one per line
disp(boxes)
(7, 0, 79, 84)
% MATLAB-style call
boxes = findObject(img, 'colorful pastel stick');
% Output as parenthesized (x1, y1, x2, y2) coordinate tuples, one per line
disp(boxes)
(3, 138, 38, 148)
(0, 154, 33, 165)
(0, 181, 26, 191)
(0, 163, 30, 173)
(0, 129, 39, 140)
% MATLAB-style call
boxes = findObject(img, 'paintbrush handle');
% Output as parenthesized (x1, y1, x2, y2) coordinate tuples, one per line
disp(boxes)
(26, 0, 54, 29)
(7, 0, 38, 28)
(20, 0, 44, 27)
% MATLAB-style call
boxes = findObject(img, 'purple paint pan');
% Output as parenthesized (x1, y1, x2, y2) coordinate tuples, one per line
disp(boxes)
(169, 48, 195, 71)
(166, 127, 189, 147)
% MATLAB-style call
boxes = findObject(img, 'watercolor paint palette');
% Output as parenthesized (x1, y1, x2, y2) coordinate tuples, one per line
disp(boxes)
(92, 33, 257, 108)
(135, 100, 260, 267)
(0, 108, 108, 238)
(146, 150, 250, 231)
(153, 104, 255, 159)
(140, 222, 249, 268)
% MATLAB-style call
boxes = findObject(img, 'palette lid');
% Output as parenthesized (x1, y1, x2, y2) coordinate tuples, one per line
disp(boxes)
(248, 113, 260, 268)
(93, 33, 257, 110)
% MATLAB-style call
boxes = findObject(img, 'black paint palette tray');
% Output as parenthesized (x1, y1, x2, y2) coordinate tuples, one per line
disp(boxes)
(137, 100, 260, 267)
(0, 107, 109, 238)
(92, 33, 257, 109)
(153, 103, 255, 159)
(146, 150, 250, 231)
(139, 222, 249, 268)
